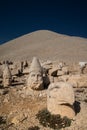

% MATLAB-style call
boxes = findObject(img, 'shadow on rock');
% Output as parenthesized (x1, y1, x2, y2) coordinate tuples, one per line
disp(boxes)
(74, 101, 81, 114)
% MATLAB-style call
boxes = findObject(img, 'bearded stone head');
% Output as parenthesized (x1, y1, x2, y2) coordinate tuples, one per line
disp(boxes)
(27, 57, 44, 90)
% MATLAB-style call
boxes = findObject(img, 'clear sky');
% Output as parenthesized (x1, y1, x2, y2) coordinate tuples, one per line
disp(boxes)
(0, 0, 87, 44)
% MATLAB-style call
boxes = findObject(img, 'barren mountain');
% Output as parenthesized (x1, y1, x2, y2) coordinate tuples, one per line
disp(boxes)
(0, 30, 87, 130)
(0, 30, 87, 62)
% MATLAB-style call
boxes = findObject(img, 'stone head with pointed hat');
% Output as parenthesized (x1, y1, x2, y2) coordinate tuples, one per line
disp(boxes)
(27, 57, 44, 90)
(3, 63, 12, 87)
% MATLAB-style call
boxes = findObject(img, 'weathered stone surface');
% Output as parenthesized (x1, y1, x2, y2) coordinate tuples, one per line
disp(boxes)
(57, 62, 63, 70)
(79, 62, 87, 68)
(0, 60, 87, 130)
(57, 70, 64, 76)
(9, 112, 27, 125)
(57, 66, 69, 76)
(27, 57, 44, 90)
(48, 82, 75, 104)
(48, 104, 75, 119)
(0, 66, 3, 78)
(47, 82, 75, 118)
(62, 66, 69, 74)
(49, 65, 58, 76)
(49, 67, 58, 76)
(48, 76, 54, 83)
(58, 75, 69, 82)
(29, 57, 42, 73)
(23, 60, 28, 69)
(41, 60, 53, 70)
(3, 64, 12, 87)
(68, 74, 87, 88)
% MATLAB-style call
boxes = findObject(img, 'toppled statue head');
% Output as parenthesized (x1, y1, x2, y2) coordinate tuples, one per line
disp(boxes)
(47, 82, 75, 118)
(27, 57, 44, 90)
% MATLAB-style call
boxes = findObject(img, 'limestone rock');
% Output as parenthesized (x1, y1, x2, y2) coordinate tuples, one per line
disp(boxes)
(68, 74, 87, 88)
(58, 75, 69, 82)
(57, 70, 64, 76)
(29, 57, 42, 73)
(48, 104, 75, 119)
(49, 67, 58, 76)
(27, 57, 44, 90)
(47, 82, 75, 118)
(62, 66, 69, 74)
(0, 66, 3, 78)
(57, 62, 63, 70)
(10, 113, 27, 125)
(41, 60, 53, 70)
(3, 64, 12, 87)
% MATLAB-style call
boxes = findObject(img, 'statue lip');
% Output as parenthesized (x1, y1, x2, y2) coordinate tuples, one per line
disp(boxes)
(57, 100, 72, 105)
(33, 82, 38, 84)
(58, 101, 68, 104)
(57, 100, 69, 104)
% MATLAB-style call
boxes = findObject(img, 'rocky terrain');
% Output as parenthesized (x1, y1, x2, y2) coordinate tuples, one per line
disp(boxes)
(0, 59, 87, 130)
(0, 30, 87, 130)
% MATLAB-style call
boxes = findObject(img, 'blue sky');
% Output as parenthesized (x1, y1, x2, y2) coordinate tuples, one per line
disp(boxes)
(0, 0, 87, 44)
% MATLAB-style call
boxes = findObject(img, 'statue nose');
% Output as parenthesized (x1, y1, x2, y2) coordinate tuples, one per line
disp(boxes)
(34, 75, 38, 81)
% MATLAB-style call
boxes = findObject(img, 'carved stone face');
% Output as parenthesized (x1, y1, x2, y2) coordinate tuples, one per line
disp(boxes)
(47, 82, 75, 118)
(48, 83, 74, 105)
(3, 77, 11, 87)
(27, 70, 44, 90)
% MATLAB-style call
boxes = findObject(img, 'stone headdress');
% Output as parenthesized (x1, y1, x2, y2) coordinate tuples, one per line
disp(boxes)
(29, 57, 42, 73)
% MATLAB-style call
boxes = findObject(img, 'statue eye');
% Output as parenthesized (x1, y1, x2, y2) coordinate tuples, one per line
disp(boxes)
(38, 74, 41, 77)
(31, 74, 35, 77)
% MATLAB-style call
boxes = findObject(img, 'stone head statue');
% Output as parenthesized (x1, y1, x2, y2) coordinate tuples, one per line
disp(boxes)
(3, 63, 12, 87)
(27, 57, 44, 90)
(47, 82, 75, 118)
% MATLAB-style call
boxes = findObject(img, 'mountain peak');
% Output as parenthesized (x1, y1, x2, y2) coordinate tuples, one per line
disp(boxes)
(0, 30, 87, 62)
